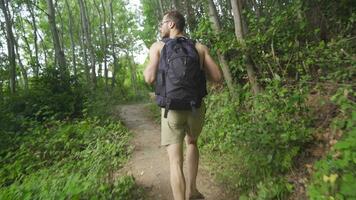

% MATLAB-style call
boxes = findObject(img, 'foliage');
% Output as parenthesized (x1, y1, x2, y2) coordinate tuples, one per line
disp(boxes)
(139, 0, 160, 47)
(307, 87, 356, 200)
(1, 0, 355, 199)
(0, 66, 144, 198)
(0, 115, 143, 199)
(201, 83, 312, 199)
(145, 101, 161, 123)
(0, 68, 85, 132)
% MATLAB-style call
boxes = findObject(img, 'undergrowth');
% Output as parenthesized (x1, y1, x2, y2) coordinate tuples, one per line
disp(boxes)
(0, 76, 144, 199)
(307, 87, 356, 200)
(0, 116, 142, 199)
(200, 82, 313, 199)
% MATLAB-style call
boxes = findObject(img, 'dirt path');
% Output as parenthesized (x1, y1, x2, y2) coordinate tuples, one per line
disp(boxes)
(116, 103, 232, 200)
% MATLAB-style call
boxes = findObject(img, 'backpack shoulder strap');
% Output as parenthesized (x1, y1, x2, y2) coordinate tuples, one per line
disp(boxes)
(183, 38, 202, 69)
(161, 37, 170, 43)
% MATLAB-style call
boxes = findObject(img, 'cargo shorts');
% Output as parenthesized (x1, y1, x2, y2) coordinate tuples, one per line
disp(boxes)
(161, 102, 206, 146)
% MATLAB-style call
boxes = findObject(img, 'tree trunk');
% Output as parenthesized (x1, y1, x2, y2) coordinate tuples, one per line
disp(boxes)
(0, 0, 16, 93)
(101, 0, 109, 90)
(78, 0, 90, 82)
(231, 0, 244, 41)
(14, 34, 29, 91)
(157, 0, 164, 17)
(19, 18, 35, 71)
(249, 0, 261, 18)
(231, 0, 261, 94)
(172, 0, 178, 10)
(46, 0, 67, 79)
(26, 0, 40, 77)
(110, 0, 119, 88)
(85, 1, 97, 88)
(207, 0, 234, 94)
(79, 0, 96, 89)
(38, 33, 48, 67)
(128, 52, 137, 95)
(185, 0, 197, 34)
(64, 0, 77, 78)
(93, 0, 103, 79)
(57, 7, 65, 51)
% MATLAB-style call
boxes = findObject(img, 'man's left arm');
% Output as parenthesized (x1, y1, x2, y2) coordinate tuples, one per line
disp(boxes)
(143, 42, 160, 85)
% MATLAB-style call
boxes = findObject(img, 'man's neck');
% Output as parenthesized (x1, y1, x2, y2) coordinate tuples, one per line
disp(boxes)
(169, 30, 184, 39)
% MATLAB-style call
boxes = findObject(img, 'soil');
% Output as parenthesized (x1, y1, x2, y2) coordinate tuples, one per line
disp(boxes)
(116, 103, 233, 200)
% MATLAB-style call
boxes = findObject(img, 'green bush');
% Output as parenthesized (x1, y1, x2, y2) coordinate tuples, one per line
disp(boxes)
(0, 68, 87, 133)
(0, 117, 141, 199)
(201, 83, 312, 199)
(307, 87, 356, 200)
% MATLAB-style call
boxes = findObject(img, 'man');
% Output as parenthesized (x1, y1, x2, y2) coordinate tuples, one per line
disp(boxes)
(143, 11, 222, 200)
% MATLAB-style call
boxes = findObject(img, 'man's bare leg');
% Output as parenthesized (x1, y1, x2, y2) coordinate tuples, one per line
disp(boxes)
(167, 143, 185, 200)
(185, 136, 203, 199)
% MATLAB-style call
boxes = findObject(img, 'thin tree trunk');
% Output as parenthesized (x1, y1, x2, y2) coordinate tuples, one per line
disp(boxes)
(249, 0, 260, 18)
(157, 0, 164, 17)
(172, 0, 178, 10)
(231, 0, 244, 41)
(231, 0, 261, 94)
(78, 0, 90, 82)
(0, 0, 16, 93)
(57, 6, 65, 57)
(64, 0, 77, 78)
(14, 34, 29, 91)
(128, 52, 137, 95)
(101, 0, 109, 90)
(110, 0, 119, 88)
(84, 0, 97, 88)
(19, 18, 35, 70)
(93, 0, 103, 79)
(46, 0, 67, 79)
(38, 33, 48, 67)
(185, 0, 197, 34)
(26, 0, 40, 77)
(207, 0, 234, 94)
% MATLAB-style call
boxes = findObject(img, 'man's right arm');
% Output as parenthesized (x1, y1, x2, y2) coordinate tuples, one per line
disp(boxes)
(143, 42, 161, 85)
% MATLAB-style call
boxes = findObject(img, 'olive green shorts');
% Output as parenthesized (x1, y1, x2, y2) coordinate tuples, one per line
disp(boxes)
(161, 102, 206, 146)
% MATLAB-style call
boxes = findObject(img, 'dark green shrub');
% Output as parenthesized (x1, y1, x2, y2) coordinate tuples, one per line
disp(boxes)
(201, 83, 312, 198)
(307, 87, 356, 200)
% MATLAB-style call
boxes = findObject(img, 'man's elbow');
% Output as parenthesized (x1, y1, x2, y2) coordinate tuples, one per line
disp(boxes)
(211, 72, 222, 83)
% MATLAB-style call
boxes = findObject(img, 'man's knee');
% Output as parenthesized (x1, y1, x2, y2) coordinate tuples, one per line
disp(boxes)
(186, 137, 198, 145)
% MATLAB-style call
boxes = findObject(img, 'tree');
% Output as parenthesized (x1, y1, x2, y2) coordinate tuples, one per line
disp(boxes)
(100, 0, 109, 89)
(46, 0, 68, 80)
(0, 0, 16, 93)
(231, 0, 261, 94)
(78, 0, 96, 89)
(185, 0, 198, 34)
(64, 0, 77, 78)
(171, 0, 178, 10)
(157, 0, 164, 17)
(207, 0, 234, 95)
(26, 0, 40, 77)
(109, 0, 119, 88)
(14, 27, 28, 91)
(78, 0, 90, 83)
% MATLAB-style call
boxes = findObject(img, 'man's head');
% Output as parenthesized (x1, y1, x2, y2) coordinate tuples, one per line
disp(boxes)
(159, 11, 185, 38)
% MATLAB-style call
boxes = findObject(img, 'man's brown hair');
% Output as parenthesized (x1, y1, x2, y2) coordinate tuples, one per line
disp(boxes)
(164, 11, 185, 32)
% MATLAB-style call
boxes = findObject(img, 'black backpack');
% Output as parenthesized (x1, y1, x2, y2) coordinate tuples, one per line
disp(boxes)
(155, 37, 207, 118)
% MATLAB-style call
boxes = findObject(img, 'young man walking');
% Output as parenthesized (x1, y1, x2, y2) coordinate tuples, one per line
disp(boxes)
(144, 11, 222, 200)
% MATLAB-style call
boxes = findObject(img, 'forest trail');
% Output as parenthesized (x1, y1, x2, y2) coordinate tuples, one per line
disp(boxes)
(116, 103, 232, 200)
